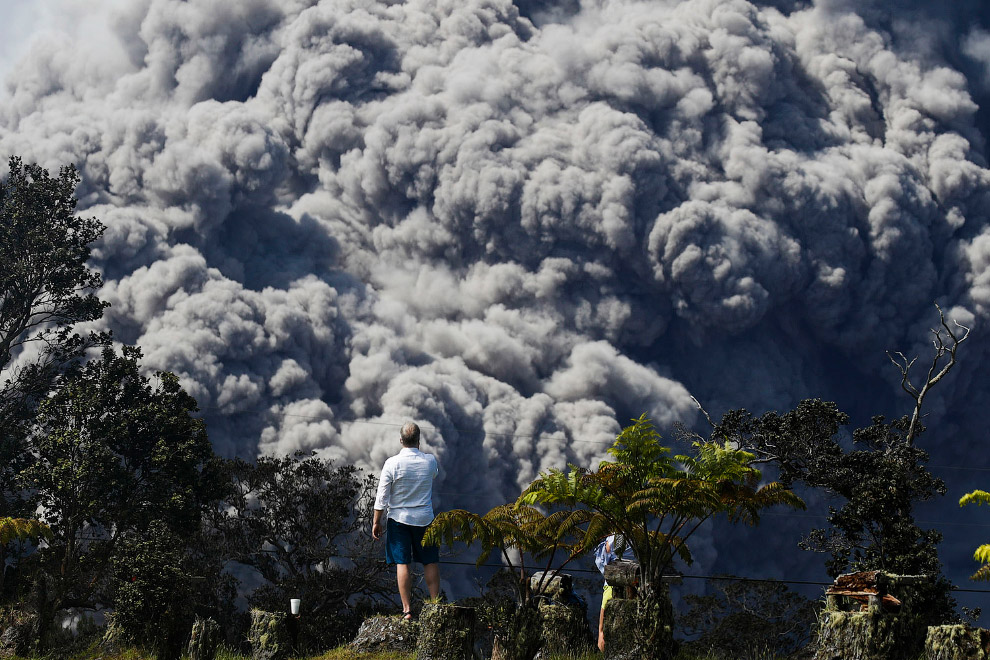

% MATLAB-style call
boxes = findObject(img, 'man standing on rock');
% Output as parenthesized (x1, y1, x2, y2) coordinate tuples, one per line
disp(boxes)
(372, 421, 441, 619)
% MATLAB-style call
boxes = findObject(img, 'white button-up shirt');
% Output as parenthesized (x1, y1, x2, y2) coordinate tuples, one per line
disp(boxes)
(374, 447, 439, 527)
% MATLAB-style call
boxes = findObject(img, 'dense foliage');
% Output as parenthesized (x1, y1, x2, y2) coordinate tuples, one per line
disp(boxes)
(1, 157, 109, 521)
(709, 399, 956, 623)
(210, 453, 392, 651)
(677, 578, 817, 659)
(521, 416, 803, 592)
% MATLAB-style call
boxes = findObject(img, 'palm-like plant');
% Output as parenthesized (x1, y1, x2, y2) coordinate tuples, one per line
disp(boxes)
(424, 502, 591, 599)
(0, 517, 52, 598)
(959, 489, 990, 581)
(519, 414, 804, 659)
(423, 502, 591, 660)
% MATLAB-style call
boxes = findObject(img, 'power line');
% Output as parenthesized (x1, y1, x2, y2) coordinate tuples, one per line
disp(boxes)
(198, 407, 990, 474)
(412, 558, 990, 594)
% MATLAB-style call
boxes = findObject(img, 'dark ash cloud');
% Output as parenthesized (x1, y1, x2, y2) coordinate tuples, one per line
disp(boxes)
(4, 0, 990, 596)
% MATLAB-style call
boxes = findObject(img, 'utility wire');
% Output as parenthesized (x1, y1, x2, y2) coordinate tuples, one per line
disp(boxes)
(197, 408, 990, 473)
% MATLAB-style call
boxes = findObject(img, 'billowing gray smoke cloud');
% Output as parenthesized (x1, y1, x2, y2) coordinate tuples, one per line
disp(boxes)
(4, 0, 990, 595)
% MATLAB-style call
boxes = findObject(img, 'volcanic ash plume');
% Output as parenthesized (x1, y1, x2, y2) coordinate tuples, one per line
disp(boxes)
(3, 0, 990, 564)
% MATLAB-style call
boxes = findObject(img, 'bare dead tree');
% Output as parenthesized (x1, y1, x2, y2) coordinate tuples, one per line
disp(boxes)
(887, 302, 971, 446)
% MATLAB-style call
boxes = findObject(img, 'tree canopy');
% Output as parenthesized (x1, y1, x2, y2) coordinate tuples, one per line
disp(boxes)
(521, 414, 804, 593)
(1, 156, 108, 519)
(15, 344, 221, 652)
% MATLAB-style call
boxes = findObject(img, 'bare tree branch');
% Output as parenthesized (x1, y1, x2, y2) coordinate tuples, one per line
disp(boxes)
(887, 303, 971, 446)
(690, 396, 717, 430)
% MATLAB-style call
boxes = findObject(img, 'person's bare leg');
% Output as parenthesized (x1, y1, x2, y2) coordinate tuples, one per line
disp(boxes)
(424, 562, 440, 599)
(598, 606, 606, 652)
(397, 564, 413, 615)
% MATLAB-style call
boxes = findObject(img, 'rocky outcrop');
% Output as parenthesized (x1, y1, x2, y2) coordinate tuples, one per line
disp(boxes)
(187, 616, 222, 660)
(603, 598, 640, 660)
(419, 603, 476, 660)
(815, 572, 930, 660)
(925, 624, 990, 660)
(248, 610, 291, 660)
(0, 612, 36, 659)
(350, 615, 420, 654)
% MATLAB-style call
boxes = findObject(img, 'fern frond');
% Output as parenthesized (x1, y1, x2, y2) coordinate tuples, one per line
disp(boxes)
(0, 518, 53, 547)
(974, 544, 990, 565)
(960, 490, 990, 507)
(971, 564, 990, 582)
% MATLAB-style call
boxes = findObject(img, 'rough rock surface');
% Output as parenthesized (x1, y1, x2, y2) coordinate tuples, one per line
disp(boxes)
(539, 602, 593, 657)
(350, 615, 420, 654)
(188, 616, 222, 660)
(603, 599, 640, 660)
(604, 561, 640, 589)
(0, 613, 36, 659)
(925, 624, 990, 660)
(419, 603, 476, 660)
(248, 609, 291, 660)
(530, 572, 573, 600)
(814, 611, 926, 660)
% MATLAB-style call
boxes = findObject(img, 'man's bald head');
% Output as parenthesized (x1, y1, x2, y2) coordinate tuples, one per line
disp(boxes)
(400, 422, 421, 447)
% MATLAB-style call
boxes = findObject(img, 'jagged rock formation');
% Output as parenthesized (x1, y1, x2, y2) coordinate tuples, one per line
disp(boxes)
(187, 616, 222, 660)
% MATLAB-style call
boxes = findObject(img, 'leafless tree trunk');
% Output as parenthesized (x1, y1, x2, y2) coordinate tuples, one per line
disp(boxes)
(887, 303, 971, 446)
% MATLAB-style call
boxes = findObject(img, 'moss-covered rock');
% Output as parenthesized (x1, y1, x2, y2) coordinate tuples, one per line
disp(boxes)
(248, 610, 291, 660)
(538, 602, 593, 656)
(187, 616, 221, 660)
(814, 610, 927, 660)
(925, 624, 990, 660)
(603, 599, 640, 660)
(530, 572, 573, 601)
(0, 611, 37, 658)
(602, 585, 678, 660)
(419, 603, 476, 660)
(350, 615, 420, 654)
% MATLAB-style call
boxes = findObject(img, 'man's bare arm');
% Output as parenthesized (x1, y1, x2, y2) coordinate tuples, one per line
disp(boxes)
(372, 508, 384, 540)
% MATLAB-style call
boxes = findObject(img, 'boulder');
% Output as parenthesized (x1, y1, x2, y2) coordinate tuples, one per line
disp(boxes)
(350, 616, 420, 654)
(604, 561, 640, 590)
(530, 572, 573, 600)
(248, 610, 291, 660)
(603, 599, 640, 660)
(538, 602, 593, 656)
(925, 624, 990, 660)
(0, 613, 36, 659)
(814, 610, 927, 660)
(419, 603, 476, 660)
(188, 616, 222, 660)
(603, 586, 677, 660)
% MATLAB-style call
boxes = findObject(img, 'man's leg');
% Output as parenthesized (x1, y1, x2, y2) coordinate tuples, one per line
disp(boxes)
(424, 562, 440, 599)
(598, 606, 606, 651)
(397, 563, 413, 615)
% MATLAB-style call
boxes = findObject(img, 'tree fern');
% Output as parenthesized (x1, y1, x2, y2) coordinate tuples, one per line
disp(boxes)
(520, 416, 804, 593)
(0, 517, 52, 546)
(960, 490, 990, 580)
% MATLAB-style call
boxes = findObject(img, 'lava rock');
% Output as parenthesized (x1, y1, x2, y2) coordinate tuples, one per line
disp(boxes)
(350, 615, 420, 654)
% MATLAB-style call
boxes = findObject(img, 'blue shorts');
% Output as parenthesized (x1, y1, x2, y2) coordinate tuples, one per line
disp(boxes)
(385, 518, 439, 565)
